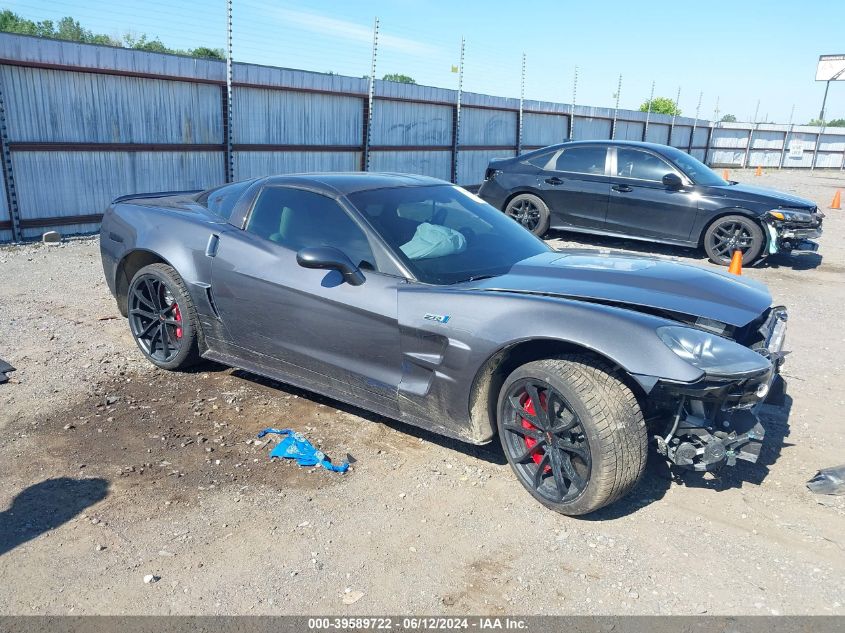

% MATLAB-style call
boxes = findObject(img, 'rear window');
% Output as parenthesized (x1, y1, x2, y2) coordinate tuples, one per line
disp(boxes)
(196, 179, 255, 220)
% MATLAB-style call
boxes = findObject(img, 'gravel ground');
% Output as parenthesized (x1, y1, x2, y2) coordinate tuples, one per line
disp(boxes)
(0, 168, 844, 615)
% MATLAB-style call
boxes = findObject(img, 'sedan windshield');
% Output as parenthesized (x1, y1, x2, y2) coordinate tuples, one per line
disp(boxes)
(662, 147, 728, 186)
(348, 185, 550, 285)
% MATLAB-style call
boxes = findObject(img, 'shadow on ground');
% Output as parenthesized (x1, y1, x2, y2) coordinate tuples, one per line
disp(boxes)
(548, 229, 823, 270)
(0, 477, 109, 556)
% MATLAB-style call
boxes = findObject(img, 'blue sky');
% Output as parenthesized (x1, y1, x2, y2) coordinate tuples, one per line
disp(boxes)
(4, 0, 844, 123)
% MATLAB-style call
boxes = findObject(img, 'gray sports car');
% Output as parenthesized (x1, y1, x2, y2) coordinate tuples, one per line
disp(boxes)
(100, 173, 787, 515)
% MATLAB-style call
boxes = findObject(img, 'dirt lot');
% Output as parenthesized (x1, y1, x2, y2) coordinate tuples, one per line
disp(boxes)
(1, 169, 844, 615)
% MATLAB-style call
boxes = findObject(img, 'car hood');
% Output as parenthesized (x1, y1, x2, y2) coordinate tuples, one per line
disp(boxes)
(468, 251, 772, 327)
(706, 182, 817, 209)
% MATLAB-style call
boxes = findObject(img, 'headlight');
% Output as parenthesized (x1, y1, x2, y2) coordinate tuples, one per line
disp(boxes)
(657, 326, 771, 377)
(768, 209, 814, 222)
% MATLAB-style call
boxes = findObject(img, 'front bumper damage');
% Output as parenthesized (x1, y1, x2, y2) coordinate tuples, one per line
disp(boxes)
(764, 212, 824, 256)
(652, 308, 788, 472)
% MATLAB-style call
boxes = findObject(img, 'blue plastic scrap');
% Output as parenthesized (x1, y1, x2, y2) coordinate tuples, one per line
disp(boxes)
(257, 428, 349, 473)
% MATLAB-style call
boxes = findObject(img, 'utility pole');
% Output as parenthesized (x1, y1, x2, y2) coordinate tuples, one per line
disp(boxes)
(363, 17, 379, 172)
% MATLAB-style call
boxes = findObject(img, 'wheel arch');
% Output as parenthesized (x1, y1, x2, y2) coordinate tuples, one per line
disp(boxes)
(467, 337, 649, 443)
(114, 249, 175, 317)
(502, 188, 547, 211)
(696, 207, 765, 247)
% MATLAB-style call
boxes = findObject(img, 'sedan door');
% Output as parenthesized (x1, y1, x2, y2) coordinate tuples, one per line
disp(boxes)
(605, 147, 699, 242)
(209, 186, 403, 415)
(534, 145, 611, 231)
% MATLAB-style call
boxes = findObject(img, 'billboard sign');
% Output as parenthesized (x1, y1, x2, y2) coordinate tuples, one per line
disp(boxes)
(816, 55, 845, 81)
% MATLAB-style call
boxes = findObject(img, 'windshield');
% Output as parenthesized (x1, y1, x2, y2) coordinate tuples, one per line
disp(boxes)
(662, 147, 728, 186)
(348, 185, 550, 285)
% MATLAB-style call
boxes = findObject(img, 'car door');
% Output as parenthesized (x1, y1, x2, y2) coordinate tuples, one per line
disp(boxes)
(605, 147, 698, 241)
(534, 145, 611, 231)
(209, 185, 402, 414)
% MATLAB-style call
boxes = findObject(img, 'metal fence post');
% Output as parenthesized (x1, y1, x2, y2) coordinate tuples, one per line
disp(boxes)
(642, 80, 655, 142)
(517, 52, 525, 155)
(451, 37, 465, 184)
(779, 125, 792, 169)
(703, 123, 714, 166)
(363, 17, 379, 172)
(611, 74, 622, 139)
(0, 74, 21, 242)
(742, 124, 756, 169)
(810, 126, 823, 171)
(224, 0, 234, 183)
(669, 86, 681, 146)
(688, 91, 702, 154)
(569, 66, 577, 140)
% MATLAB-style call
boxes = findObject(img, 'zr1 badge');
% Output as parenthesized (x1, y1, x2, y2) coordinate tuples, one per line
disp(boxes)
(424, 313, 450, 324)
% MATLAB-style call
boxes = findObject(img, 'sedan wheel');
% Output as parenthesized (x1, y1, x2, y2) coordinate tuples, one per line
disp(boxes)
(703, 215, 764, 266)
(128, 263, 200, 370)
(504, 193, 550, 237)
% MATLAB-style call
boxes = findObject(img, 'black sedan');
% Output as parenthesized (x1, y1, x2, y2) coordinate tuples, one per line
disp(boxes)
(477, 140, 823, 265)
(101, 173, 786, 515)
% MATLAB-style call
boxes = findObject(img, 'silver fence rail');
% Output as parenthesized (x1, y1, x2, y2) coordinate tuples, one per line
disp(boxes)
(0, 32, 843, 243)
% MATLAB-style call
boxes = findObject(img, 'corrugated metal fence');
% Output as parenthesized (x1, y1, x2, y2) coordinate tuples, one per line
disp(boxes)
(1, 32, 843, 242)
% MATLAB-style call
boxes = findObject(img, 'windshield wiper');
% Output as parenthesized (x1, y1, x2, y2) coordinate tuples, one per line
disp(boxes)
(458, 274, 497, 283)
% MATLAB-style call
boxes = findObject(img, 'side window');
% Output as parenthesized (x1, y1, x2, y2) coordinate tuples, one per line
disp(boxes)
(554, 147, 607, 175)
(197, 179, 253, 220)
(525, 151, 556, 169)
(246, 187, 376, 269)
(616, 148, 676, 182)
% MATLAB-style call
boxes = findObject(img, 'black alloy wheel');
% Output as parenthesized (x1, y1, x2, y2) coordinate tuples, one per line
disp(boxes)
(128, 274, 185, 364)
(703, 214, 764, 265)
(500, 378, 592, 504)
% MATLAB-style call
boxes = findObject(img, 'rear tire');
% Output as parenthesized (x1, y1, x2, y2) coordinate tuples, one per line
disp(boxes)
(127, 263, 201, 371)
(504, 193, 551, 237)
(703, 214, 764, 266)
(496, 354, 647, 516)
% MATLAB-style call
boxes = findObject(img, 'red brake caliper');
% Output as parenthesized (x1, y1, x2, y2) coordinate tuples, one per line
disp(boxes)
(172, 303, 183, 339)
(521, 392, 551, 472)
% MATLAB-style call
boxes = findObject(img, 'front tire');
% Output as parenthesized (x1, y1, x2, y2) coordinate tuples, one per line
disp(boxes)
(703, 214, 764, 266)
(497, 355, 647, 516)
(504, 193, 550, 237)
(127, 263, 201, 370)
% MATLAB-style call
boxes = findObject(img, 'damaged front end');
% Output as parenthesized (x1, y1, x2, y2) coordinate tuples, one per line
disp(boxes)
(763, 208, 824, 256)
(647, 307, 788, 472)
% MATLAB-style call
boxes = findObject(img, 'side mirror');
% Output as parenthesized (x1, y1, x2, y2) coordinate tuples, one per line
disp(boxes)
(662, 173, 683, 190)
(296, 246, 365, 286)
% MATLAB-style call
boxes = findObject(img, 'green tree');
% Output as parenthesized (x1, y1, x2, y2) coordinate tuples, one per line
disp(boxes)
(807, 117, 845, 127)
(720, 114, 737, 122)
(639, 96, 681, 116)
(382, 73, 416, 84)
(1, 9, 221, 60)
(190, 47, 225, 60)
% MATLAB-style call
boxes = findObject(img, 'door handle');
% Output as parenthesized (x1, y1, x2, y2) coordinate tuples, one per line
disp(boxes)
(545, 177, 564, 185)
(612, 184, 633, 193)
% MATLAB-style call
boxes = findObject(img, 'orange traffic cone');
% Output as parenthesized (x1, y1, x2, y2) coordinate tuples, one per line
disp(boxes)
(728, 250, 743, 275)
(831, 190, 841, 210)
(755, 165, 762, 177)
(722, 169, 730, 180)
